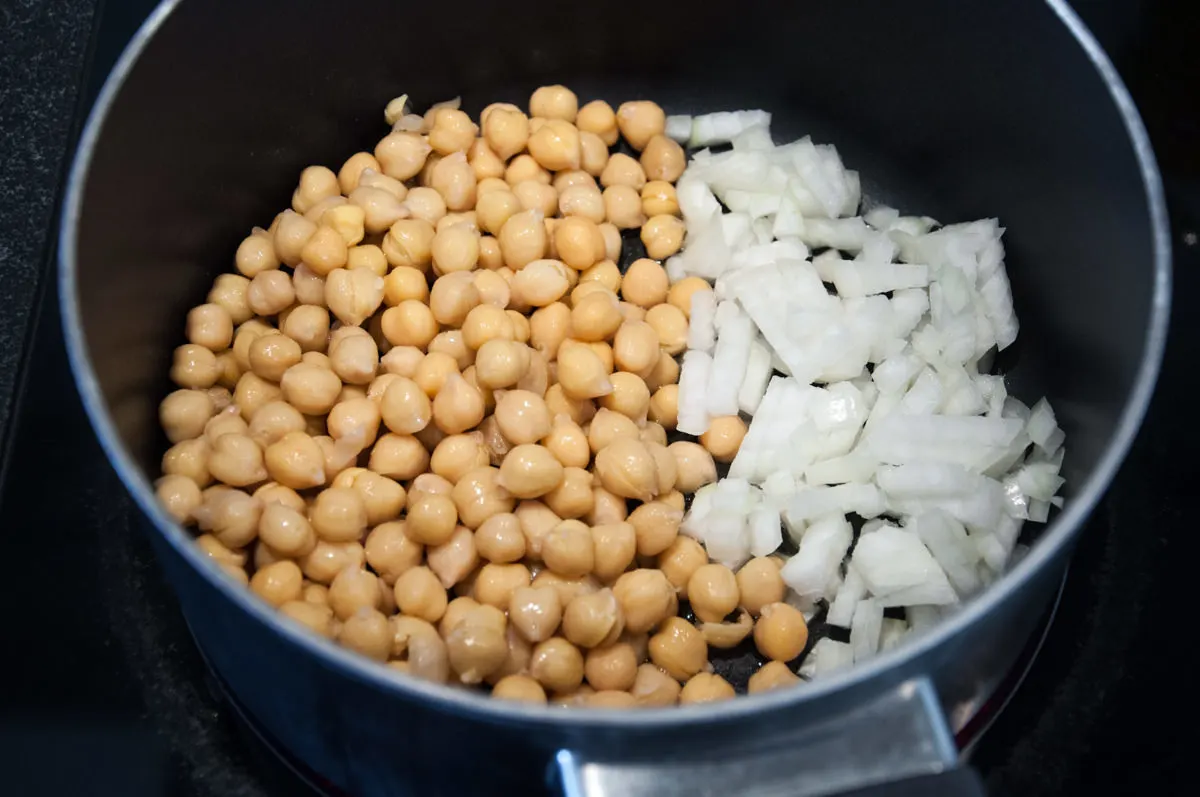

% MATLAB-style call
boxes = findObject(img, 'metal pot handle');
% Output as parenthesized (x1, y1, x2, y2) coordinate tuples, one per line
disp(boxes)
(553, 677, 985, 797)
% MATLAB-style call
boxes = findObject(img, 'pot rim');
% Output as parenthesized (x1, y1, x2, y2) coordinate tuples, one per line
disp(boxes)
(58, 0, 1171, 731)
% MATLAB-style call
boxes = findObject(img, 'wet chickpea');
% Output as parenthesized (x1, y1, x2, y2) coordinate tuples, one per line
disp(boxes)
(338, 151, 380, 194)
(245, 271, 293, 317)
(429, 224, 480, 276)
(562, 588, 624, 649)
(508, 584, 563, 644)
(498, 444, 564, 500)
(364, 521, 423, 584)
(556, 343, 613, 401)
(392, 566, 448, 623)
(426, 434, 485, 485)
(488, 390, 548, 447)
(350, 186, 409, 236)
(205, 433, 266, 487)
(578, 131, 609, 177)
(585, 521, 634, 584)
(380, 300, 438, 350)
(470, 339, 527, 390)
(568, 293, 619, 345)
(476, 189, 522, 238)
(475, 513, 526, 563)
(603, 185, 646, 229)
(576, 99, 618, 145)
(247, 333, 303, 384)
(257, 502, 316, 557)
(156, 475, 201, 523)
(665, 276, 709, 319)
(327, 333, 379, 387)
(700, 415, 748, 463)
(299, 540, 365, 584)
(593, 437, 658, 502)
(553, 216, 606, 272)
(170, 344, 219, 389)
(527, 118, 581, 171)
(405, 491, 459, 546)
(527, 302, 570, 360)
(186, 303, 234, 352)
(251, 560, 303, 607)
(347, 245, 388, 278)
(195, 487, 263, 549)
(539, 518, 593, 578)
(668, 441, 718, 493)
(322, 205, 367, 249)
(404, 186, 447, 227)
(234, 372, 284, 420)
(327, 567, 382, 620)
(688, 563, 740, 624)
(542, 414, 589, 468)
(462, 304, 517, 350)
(600, 153, 646, 191)
(616, 101, 666, 151)
(473, 562, 531, 609)
(278, 305, 329, 354)
(736, 557, 787, 618)
(426, 525, 478, 588)
(473, 270, 510, 311)
(748, 660, 802, 694)
(208, 274, 254, 325)
(306, 486, 366, 543)
(529, 85, 578, 122)
(505, 154, 551, 186)
(382, 218, 436, 271)
(162, 438, 211, 487)
(643, 350, 680, 394)
(247, 400, 305, 448)
(368, 433, 430, 480)
(580, 642, 636, 692)
(451, 466, 514, 529)
(645, 386, 680, 431)
(642, 214, 686, 260)
(477, 176, 512, 196)
(530, 637, 584, 693)
(272, 211, 317, 267)
(431, 373, 485, 434)
(512, 180, 559, 221)
(492, 674, 547, 703)
(680, 672, 735, 704)
(639, 134, 686, 182)
(612, 569, 675, 634)
(588, 486, 628, 528)
(618, 261, 667, 311)
(428, 151, 477, 212)
(278, 362, 341, 416)
(195, 533, 245, 568)
(626, 501, 682, 559)
(644, 303, 688, 355)
(413, 352, 460, 399)
(204, 410, 249, 445)
(754, 602, 809, 662)
(234, 230, 279, 279)
(325, 267, 385, 328)
(630, 663, 681, 706)
(482, 106, 530, 161)
(558, 185, 606, 224)
(553, 170, 596, 193)
(641, 180, 680, 218)
(326, 398, 382, 451)
(303, 582, 330, 605)
(514, 500, 561, 559)
(375, 131, 431, 180)
(338, 607, 392, 661)
(598, 373, 651, 423)
(649, 616, 707, 681)
(428, 108, 477, 155)
(280, 600, 335, 638)
(359, 168, 409, 201)
(467, 138, 505, 182)
(543, 467, 594, 520)
(655, 536, 706, 598)
(263, 430, 325, 489)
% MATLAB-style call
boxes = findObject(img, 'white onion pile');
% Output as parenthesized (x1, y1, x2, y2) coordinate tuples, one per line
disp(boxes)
(665, 111, 1066, 675)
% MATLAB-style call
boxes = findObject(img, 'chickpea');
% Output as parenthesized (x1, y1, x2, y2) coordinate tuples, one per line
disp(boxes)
(551, 171, 594, 194)
(640, 181, 680, 219)
(496, 209, 548, 270)
(259, 430, 323, 490)
(234, 372, 285, 420)
(567, 295, 618, 350)
(567, 98, 617, 144)
(429, 373, 484, 434)
(325, 399, 380, 453)
(426, 108, 476, 155)
(425, 225, 479, 277)
(195, 487, 264, 549)
(467, 339, 526, 391)
(483, 106, 530, 161)
(375, 131, 431, 180)
(492, 674, 547, 703)
(403, 186, 446, 228)
(680, 672, 736, 704)
(612, 259, 664, 309)
(644, 350, 680, 393)
(303, 582, 330, 605)
(587, 487, 627, 528)
(638, 134, 686, 182)
(476, 178, 511, 199)
(686, 563, 738, 624)
(526, 118, 581, 171)
(325, 567, 380, 621)
(496, 444, 563, 500)
(461, 305, 515, 352)
(487, 391, 547, 448)
(473, 270, 510, 311)
(579, 522, 635, 587)
(305, 487, 364, 543)
(359, 168, 409, 201)
(246, 400, 304, 448)
(299, 540, 365, 584)
(300, 225, 350, 276)
(641, 387, 679, 434)
(286, 265, 325, 309)
(204, 432, 265, 486)
(425, 151, 476, 212)
(244, 272, 292, 318)
(533, 518, 592, 578)
(668, 441, 718, 494)
(323, 269, 384, 329)
(204, 409, 249, 445)
(597, 374, 650, 425)
(648, 616, 707, 682)
(603, 185, 646, 230)
(169, 344, 218, 389)
(512, 180, 559, 221)
(207, 273, 254, 325)
(327, 334, 380, 388)
(561, 588, 624, 649)
(250, 560, 303, 607)
(410, 354, 458, 400)
(473, 562, 531, 609)
(612, 569, 675, 634)
(451, 466, 514, 529)
(347, 246, 388, 279)
(338, 607, 392, 661)
(696, 418, 749, 466)
(162, 438, 211, 487)
(622, 502, 680, 562)
(507, 584, 563, 644)
(389, 566, 446, 623)
(475, 191, 521, 241)
(600, 153, 646, 191)
(748, 661, 802, 694)
(279, 305, 330, 354)
(184, 304, 233, 354)
(558, 185, 606, 224)
(556, 343, 613, 401)
(628, 663, 680, 707)
(389, 614, 451, 683)
(368, 433, 430, 480)
(527, 84, 576, 121)
(156, 475, 201, 523)
(350, 185, 409, 236)
(377, 301, 436, 350)
(527, 302, 570, 361)
(274, 364, 338, 417)
(616, 101, 666, 151)
(647, 538, 701, 601)
(234, 230, 278, 279)
(541, 469, 592, 524)
(754, 602, 810, 662)
(474, 513, 526, 563)
(278, 600, 335, 638)
(504, 154, 549, 188)
(700, 610, 755, 650)
(540, 414, 587, 468)
(382, 219, 436, 271)
(422, 524, 476, 589)
(477, 414, 512, 466)
(360, 522, 420, 585)
(400, 489, 456, 545)
(549, 219, 603, 274)
(338, 151, 380, 194)
(576, 132, 608, 179)
(421, 436, 482, 486)
(730, 559, 785, 619)
(592, 437, 656, 502)
(578, 642, 635, 695)
(641, 214, 686, 260)
(268, 211, 314, 267)
(512, 500, 559, 560)
(255, 502, 314, 557)
(464, 138, 503, 183)
(529, 637, 585, 693)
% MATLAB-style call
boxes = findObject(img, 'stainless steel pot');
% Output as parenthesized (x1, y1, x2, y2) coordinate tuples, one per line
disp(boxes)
(60, 1, 1170, 794)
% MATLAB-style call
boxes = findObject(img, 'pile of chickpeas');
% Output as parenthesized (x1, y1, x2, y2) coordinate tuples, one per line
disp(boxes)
(155, 85, 808, 708)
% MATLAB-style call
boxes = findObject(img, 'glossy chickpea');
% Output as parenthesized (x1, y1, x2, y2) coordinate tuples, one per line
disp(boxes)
(338, 151, 380, 194)
(530, 637, 585, 693)
(680, 672, 736, 704)
(451, 466, 515, 529)
(653, 537, 704, 599)
(593, 437, 658, 502)
(462, 304, 517, 350)
(608, 322, 656, 379)
(279, 600, 335, 638)
(234, 372, 284, 420)
(299, 540, 365, 584)
(467, 138, 505, 182)
(599, 153, 646, 191)
(643, 350, 680, 393)
(382, 219, 435, 272)
(205, 432, 266, 486)
(735, 558, 786, 618)
(208, 273, 254, 325)
(427, 151, 477, 212)
(649, 616, 707, 681)
(527, 119, 581, 171)
(379, 301, 437, 350)
(363, 521, 422, 585)
(539, 414, 586, 467)
(644, 387, 679, 433)
(543, 467, 593, 520)
(473, 270, 510, 312)
(306, 486, 366, 543)
(579, 642, 636, 693)
(578, 131, 609, 178)
(616, 101, 666, 151)
(630, 663, 681, 707)
(688, 563, 740, 624)
(245, 271, 293, 318)
(483, 106, 530, 161)
(749, 660, 802, 694)
(322, 205, 367, 249)
(246, 332, 301, 383)
(346, 246, 387, 279)
(603, 185, 646, 229)
(404, 186, 447, 227)
(558, 185, 606, 224)
(428, 224, 480, 277)
(170, 344, 219, 389)
(488, 391, 548, 447)
(613, 569, 675, 634)
(392, 566, 448, 623)
(476, 189, 522, 238)
(279, 305, 330, 354)
(185, 304, 234, 353)
(582, 520, 634, 583)
(426, 525, 478, 589)
(641, 214, 686, 260)
(507, 584, 563, 644)
(668, 442, 718, 493)
(431, 373, 485, 434)
(324, 267, 385, 328)
(641, 180, 680, 218)
(576, 100, 618, 145)
(639, 134, 686, 182)
(542, 519, 595, 578)
(349, 185, 408, 236)
(644, 303, 688, 355)
(498, 444, 564, 500)
(561, 588, 624, 649)
(553, 217, 605, 272)
(404, 491, 459, 546)
(272, 211, 317, 267)
(250, 560, 303, 607)
(469, 339, 526, 390)
(157, 475, 201, 523)
(327, 567, 382, 620)
(556, 343, 613, 401)
(700, 416, 749, 463)
(754, 602, 810, 662)
(492, 674, 547, 703)
(511, 500, 559, 560)
(587, 486, 628, 528)
(625, 501, 681, 559)
(553, 170, 596, 193)
(338, 607, 392, 661)
(262, 430, 325, 489)
(368, 433, 430, 480)
(427, 108, 477, 155)
(162, 438, 211, 487)
(359, 167, 409, 200)
(247, 400, 305, 448)
(412, 352, 459, 399)
(425, 435, 485, 486)
(257, 502, 316, 557)
(327, 333, 379, 387)
(512, 181, 558, 221)
(276, 363, 339, 416)
(525, 303, 568, 361)
(473, 513, 525, 564)
(598, 374, 650, 424)
(375, 131, 431, 180)
(473, 562, 532, 609)
(326, 398, 382, 452)
(528, 84, 577, 120)
(505, 154, 550, 186)
(234, 230, 279, 279)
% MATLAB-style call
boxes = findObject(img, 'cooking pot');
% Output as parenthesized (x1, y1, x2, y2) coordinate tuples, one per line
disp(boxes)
(59, 0, 1170, 794)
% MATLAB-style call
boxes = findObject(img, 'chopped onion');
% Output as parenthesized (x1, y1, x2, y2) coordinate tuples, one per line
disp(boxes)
(850, 598, 884, 662)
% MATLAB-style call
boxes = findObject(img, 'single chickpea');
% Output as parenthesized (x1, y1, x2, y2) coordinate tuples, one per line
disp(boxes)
(593, 437, 658, 502)
(473, 562, 532, 609)
(700, 415, 748, 463)
(195, 533, 245, 568)
(530, 637, 585, 693)
(278, 362, 341, 416)
(247, 400, 305, 447)
(204, 409, 249, 445)
(322, 204, 367, 248)
(299, 539, 365, 584)
(645, 386, 680, 431)
(246, 331, 299, 385)
(347, 247, 388, 281)
(280, 305, 330, 353)
(208, 273, 254, 325)
(656, 536, 708, 598)
(404, 491, 459, 546)
(613, 569, 676, 634)
(588, 486, 628, 527)
(327, 398, 382, 451)
(246, 271, 294, 317)
(505, 154, 550, 186)
(513, 259, 571, 308)
(507, 584, 563, 644)
(643, 350, 681, 393)
(586, 521, 635, 584)
(303, 582, 330, 605)
(307, 486, 367, 543)
(581, 641, 637, 692)
(561, 588, 624, 649)
(472, 339, 529, 390)
(378, 301, 437, 350)
(338, 607, 392, 661)
(498, 444, 565, 500)
(257, 502, 316, 557)
(735, 558, 786, 617)
(428, 151, 477, 212)
(426, 525, 478, 589)
(156, 475, 201, 523)
(542, 467, 594, 520)
(300, 226, 350, 276)
(206, 433, 267, 487)
(350, 185, 409, 236)
(542, 414, 589, 467)
(540, 519, 594, 579)
(428, 108, 478, 155)
(641, 215, 686, 260)
(451, 466, 515, 529)
(327, 567, 382, 620)
(327, 332, 380, 387)
(630, 663, 681, 707)
(428, 224, 480, 276)
(444, 613, 509, 685)
(754, 602, 810, 662)
(529, 85, 578, 121)
(325, 267, 385, 327)
(575, 99, 618, 145)
(272, 210, 317, 267)
(627, 501, 683, 559)
(235, 230, 279, 278)
(461, 306, 516, 353)
(528, 302, 571, 361)
(600, 153, 647, 191)
(338, 151, 380, 194)
(428, 280, 480, 337)
(467, 138, 505, 182)
(170, 344, 219, 389)
(513, 180, 559, 219)
(404, 186, 447, 227)
(186, 303, 234, 353)
(476, 189, 522, 237)
(492, 674, 547, 703)
(431, 373, 485, 434)
(641, 180, 680, 218)
(375, 131, 431, 180)
(392, 566, 448, 623)
(749, 661, 802, 694)
(233, 372, 284, 420)
(668, 441, 718, 494)
(527, 119, 581, 172)
(390, 615, 451, 683)
(473, 269, 510, 310)
(474, 513, 526, 564)
(619, 259, 667, 309)
(645, 304, 688, 356)
(558, 185, 606, 224)
(162, 438, 211, 487)
(250, 560, 303, 607)
(382, 218, 436, 271)
(568, 294, 620, 347)
(649, 616, 707, 682)
(410, 353, 458, 399)
(262, 431, 325, 489)
(688, 563, 740, 624)
(368, 433, 430, 480)
(513, 500, 560, 560)
(477, 177, 512, 197)
(680, 672, 736, 704)
(483, 106, 530, 161)
(578, 131, 609, 178)
(426, 435, 485, 485)
(553, 170, 596, 193)
(599, 372, 651, 423)
(639, 134, 687, 182)
(279, 601, 335, 638)
(291, 264, 326, 307)
(556, 343, 613, 401)
(359, 168, 409, 200)
(498, 209, 549, 270)
(616, 101, 666, 151)
(552, 217, 604, 272)
(489, 390, 549, 447)
(603, 185, 646, 229)
(364, 521, 423, 584)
